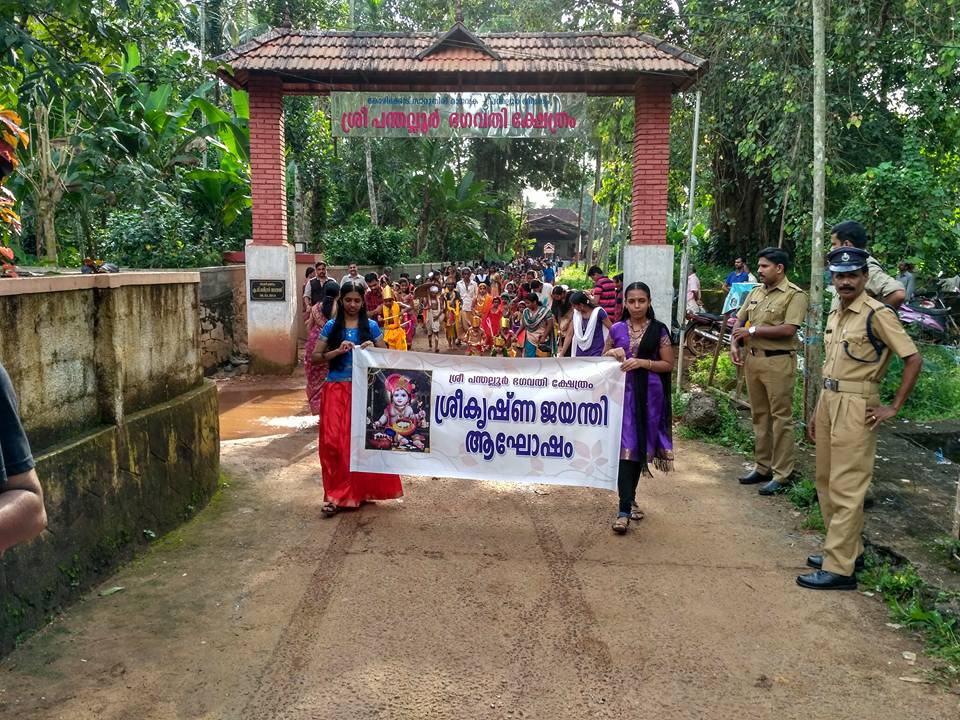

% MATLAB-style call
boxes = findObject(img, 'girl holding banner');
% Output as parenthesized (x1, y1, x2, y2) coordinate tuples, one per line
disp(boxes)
(311, 282, 403, 516)
(604, 282, 675, 534)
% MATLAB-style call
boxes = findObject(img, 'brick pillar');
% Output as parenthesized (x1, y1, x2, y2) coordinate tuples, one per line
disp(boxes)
(631, 81, 672, 246)
(245, 74, 297, 373)
(625, 80, 674, 323)
(248, 73, 287, 245)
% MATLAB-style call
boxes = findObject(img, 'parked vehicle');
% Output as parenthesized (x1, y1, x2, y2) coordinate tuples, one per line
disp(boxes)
(684, 310, 735, 357)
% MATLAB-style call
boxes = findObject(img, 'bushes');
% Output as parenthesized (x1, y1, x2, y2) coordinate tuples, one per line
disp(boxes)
(555, 264, 594, 290)
(884, 345, 960, 422)
(98, 206, 225, 268)
(322, 217, 413, 266)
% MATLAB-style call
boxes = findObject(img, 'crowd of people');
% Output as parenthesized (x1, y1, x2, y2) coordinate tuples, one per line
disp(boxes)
(299, 258, 628, 361)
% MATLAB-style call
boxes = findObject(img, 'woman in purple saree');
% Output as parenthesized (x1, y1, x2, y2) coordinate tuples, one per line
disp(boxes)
(604, 281, 675, 534)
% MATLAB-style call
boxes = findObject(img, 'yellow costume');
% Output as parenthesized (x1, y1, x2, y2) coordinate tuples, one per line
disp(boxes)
(382, 288, 407, 351)
(443, 289, 461, 345)
(466, 315, 487, 356)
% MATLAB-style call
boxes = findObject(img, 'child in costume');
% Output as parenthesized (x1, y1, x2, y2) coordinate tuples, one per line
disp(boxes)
(442, 282, 461, 350)
(465, 314, 487, 356)
(424, 285, 444, 353)
(371, 373, 427, 450)
(490, 316, 516, 357)
(381, 285, 408, 351)
(398, 277, 417, 349)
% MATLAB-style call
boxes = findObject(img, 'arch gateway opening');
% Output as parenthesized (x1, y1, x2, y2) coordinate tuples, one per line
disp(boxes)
(214, 22, 707, 372)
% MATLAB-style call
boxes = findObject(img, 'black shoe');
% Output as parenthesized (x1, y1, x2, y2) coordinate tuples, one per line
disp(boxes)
(738, 469, 772, 485)
(758, 479, 788, 495)
(796, 570, 857, 591)
(806, 554, 865, 571)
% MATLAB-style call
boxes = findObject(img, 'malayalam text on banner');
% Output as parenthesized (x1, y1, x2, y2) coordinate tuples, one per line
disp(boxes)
(350, 349, 625, 489)
(331, 92, 588, 139)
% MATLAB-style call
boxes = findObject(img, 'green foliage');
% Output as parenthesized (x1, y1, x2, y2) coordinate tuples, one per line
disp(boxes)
(688, 354, 738, 392)
(786, 477, 818, 510)
(322, 215, 413, 266)
(858, 557, 960, 669)
(98, 205, 225, 268)
(883, 345, 960, 422)
(555, 264, 594, 290)
(839, 148, 960, 275)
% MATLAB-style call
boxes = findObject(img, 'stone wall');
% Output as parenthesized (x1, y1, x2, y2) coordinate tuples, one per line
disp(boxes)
(0, 273, 219, 654)
(198, 266, 247, 373)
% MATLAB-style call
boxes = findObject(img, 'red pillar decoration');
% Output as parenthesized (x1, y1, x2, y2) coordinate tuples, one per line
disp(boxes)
(248, 73, 287, 245)
(631, 81, 672, 245)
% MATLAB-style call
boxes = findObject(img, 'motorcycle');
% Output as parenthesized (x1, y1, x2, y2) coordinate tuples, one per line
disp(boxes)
(683, 309, 736, 357)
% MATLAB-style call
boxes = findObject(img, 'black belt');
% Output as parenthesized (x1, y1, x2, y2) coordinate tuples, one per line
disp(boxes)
(749, 348, 794, 357)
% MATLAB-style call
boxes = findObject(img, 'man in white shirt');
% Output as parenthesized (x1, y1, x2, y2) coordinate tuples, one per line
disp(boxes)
(340, 262, 362, 287)
(456, 267, 478, 334)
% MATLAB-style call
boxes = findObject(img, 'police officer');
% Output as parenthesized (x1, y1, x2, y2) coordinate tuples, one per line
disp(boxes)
(797, 247, 921, 590)
(730, 248, 809, 495)
(830, 220, 905, 309)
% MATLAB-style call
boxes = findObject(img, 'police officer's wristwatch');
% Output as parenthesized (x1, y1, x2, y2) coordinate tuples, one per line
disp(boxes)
(748, 326, 757, 336)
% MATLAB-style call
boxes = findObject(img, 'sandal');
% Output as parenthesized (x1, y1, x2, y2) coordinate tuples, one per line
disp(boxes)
(612, 516, 629, 534)
(630, 503, 645, 522)
(320, 501, 337, 517)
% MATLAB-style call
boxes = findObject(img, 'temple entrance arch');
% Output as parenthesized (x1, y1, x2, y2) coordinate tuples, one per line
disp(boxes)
(215, 22, 706, 372)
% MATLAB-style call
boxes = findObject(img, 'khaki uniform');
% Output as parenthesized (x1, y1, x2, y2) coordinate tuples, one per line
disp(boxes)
(737, 277, 809, 481)
(829, 256, 903, 311)
(816, 293, 917, 575)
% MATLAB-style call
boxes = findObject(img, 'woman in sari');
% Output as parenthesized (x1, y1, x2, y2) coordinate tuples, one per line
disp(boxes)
(560, 291, 612, 358)
(604, 282, 674, 534)
(550, 285, 573, 356)
(303, 281, 338, 414)
(521, 293, 554, 358)
(311, 282, 403, 516)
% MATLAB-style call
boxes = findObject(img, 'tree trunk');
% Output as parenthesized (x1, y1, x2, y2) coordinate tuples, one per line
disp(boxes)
(31, 104, 65, 263)
(292, 167, 313, 249)
(364, 137, 378, 226)
(416, 184, 431, 256)
(586, 146, 602, 268)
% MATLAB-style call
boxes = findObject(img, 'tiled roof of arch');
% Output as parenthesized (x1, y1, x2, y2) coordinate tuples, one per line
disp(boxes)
(215, 24, 707, 92)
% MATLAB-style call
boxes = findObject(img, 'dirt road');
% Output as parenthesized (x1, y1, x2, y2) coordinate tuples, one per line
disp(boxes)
(0, 387, 955, 719)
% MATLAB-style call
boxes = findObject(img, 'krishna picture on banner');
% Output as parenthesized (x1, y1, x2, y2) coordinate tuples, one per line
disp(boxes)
(365, 369, 432, 452)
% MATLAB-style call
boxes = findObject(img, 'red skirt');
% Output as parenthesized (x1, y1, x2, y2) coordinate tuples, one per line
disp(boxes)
(319, 381, 403, 508)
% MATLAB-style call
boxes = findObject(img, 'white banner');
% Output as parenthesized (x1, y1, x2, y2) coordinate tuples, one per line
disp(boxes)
(350, 349, 625, 490)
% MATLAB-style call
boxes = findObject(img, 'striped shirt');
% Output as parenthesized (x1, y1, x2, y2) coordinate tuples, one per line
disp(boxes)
(593, 275, 618, 316)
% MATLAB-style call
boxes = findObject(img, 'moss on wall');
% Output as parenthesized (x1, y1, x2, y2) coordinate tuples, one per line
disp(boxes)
(0, 382, 219, 655)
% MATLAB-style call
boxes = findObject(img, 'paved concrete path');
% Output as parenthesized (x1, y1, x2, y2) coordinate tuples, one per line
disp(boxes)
(0, 422, 954, 719)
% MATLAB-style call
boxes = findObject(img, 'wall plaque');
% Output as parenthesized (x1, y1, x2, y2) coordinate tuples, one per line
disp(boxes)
(250, 279, 286, 302)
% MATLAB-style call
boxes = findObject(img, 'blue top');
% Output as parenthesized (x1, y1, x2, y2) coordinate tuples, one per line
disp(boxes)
(320, 319, 383, 382)
(543, 266, 556, 283)
(725, 270, 749, 286)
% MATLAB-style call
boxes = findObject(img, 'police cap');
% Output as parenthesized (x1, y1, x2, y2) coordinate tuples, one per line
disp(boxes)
(827, 246, 869, 273)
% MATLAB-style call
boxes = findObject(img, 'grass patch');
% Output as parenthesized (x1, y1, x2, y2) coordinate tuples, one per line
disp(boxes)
(784, 476, 826, 533)
(860, 556, 960, 675)
(688, 354, 738, 392)
(882, 344, 960, 422)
